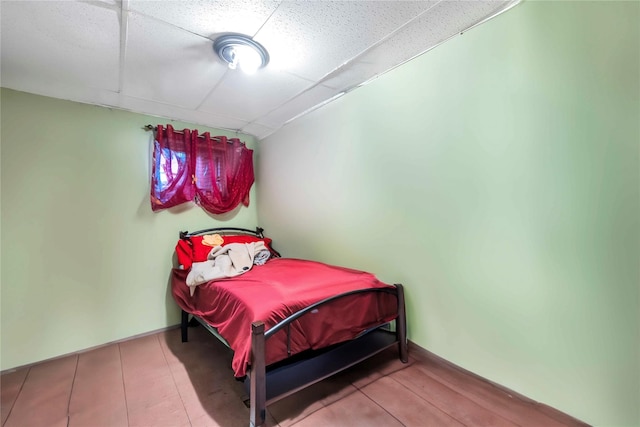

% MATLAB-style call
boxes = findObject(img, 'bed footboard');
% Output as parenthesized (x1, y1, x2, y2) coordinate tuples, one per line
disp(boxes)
(248, 283, 408, 427)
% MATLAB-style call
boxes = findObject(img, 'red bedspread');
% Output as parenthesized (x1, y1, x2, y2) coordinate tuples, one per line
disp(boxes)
(171, 258, 398, 377)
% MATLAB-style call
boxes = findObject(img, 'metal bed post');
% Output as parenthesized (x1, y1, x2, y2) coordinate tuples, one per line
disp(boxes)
(395, 284, 408, 363)
(181, 310, 189, 342)
(250, 321, 267, 427)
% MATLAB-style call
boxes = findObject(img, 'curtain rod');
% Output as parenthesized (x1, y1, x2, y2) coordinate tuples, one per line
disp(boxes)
(144, 124, 242, 143)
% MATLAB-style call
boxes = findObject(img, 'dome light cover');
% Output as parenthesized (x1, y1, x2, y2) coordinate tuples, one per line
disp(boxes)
(213, 35, 269, 74)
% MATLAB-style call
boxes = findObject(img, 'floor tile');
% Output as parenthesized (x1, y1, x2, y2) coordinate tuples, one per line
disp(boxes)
(269, 376, 357, 427)
(391, 364, 518, 426)
(290, 390, 403, 427)
(204, 411, 280, 427)
(361, 376, 464, 426)
(334, 347, 413, 389)
(173, 370, 251, 427)
(412, 359, 569, 427)
(120, 334, 190, 427)
(3, 355, 77, 427)
(159, 327, 237, 390)
(0, 367, 29, 425)
(127, 398, 191, 427)
(160, 327, 253, 427)
(68, 344, 128, 427)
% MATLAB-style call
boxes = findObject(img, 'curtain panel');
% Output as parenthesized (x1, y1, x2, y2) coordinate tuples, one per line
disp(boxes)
(151, 124, 254, 215)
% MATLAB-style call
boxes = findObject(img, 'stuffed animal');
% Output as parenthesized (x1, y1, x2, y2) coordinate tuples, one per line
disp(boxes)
(202, 233, 224, 247)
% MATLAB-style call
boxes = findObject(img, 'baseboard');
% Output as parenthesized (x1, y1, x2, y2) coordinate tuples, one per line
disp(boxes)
(1, 324, 180, 375)
(407, 341, 590, 427)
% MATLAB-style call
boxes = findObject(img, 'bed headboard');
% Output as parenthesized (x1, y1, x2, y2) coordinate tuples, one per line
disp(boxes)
(179, 227, 280, 258)
(180, 226, 265, 240)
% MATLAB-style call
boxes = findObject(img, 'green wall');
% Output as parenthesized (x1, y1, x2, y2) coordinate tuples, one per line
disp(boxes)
(0, 88, 259, 370)
(257, 2, 639, 426)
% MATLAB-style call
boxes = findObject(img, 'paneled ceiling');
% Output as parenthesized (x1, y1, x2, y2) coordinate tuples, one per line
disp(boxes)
(1, 0, 519, 140)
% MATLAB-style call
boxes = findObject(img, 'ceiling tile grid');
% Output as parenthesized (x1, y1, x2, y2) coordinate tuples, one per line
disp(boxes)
(254, 84, 339, 129)
(0, 0, 521, 139)
(240, 122, 277, 140)
(117, 93, 251, 131)
(122, 10, 227, 109)
(320, 0, 520, 94)
(128, 0, 280, 39)
(252, 0, 436, 81)
(198, 66, 314, 122)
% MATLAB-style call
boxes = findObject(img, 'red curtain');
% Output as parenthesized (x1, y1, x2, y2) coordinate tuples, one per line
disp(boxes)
(150, 125, 254, 214)
(194, 133, 255, 214)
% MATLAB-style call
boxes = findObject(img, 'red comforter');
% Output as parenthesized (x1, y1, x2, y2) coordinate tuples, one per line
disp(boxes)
(171, 258, 398, 377)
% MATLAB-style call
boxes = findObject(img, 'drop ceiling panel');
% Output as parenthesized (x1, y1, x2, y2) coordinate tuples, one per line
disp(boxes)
(322, 0, 518, 93)
(0, 79, 124, 112)
(362, 0, 518, 69)
(123, 11, 227, 109)
(253, 1, 437, 81)
(240, 122, 277, 141)
(320, 61, 380, 92)
(199, 69, 313, 123)
(128, 0, 280, 38)
(118, 94, 249, 131)
(0, 1, 120, 92)
(257, 84, 339, 128)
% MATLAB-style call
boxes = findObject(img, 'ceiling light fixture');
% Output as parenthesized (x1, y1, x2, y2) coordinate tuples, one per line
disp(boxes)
(213, 34, 269, 75)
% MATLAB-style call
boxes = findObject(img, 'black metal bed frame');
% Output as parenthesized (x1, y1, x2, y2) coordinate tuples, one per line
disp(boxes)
(178, 227, 408, 427)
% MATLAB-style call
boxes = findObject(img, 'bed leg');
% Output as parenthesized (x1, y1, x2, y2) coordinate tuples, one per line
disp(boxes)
(250, 321, 266, 427)
(395, 284, 409, 363)
(181, 310, 189, 343)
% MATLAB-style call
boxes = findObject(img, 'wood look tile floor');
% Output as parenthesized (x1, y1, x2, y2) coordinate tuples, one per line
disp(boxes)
(1, 326, 588, 427)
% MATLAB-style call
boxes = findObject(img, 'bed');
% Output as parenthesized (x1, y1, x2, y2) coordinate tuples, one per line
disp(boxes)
(171, 227, 408, 427)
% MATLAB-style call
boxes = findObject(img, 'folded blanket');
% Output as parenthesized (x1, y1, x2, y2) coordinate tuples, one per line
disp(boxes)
(186, 242, 267, 295)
